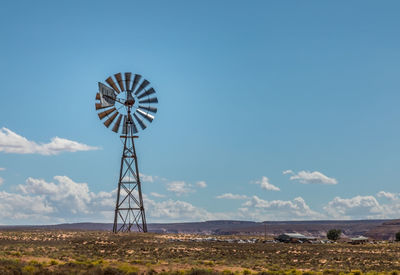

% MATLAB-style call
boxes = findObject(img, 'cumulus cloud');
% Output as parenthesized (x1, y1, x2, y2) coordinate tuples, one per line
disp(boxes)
(0, 175, 219, 224)
(3, 174, 400, 224)
(145, 199, 220, 222)
(0, 127, 99, 155)
(0, 191, 54, 222)
(0, 176, 119, 224)
(287, 170, 338, 185)
(239, 196, 323, 220)
(18, 176, 93, 214)
(196, 181, 207, 188)
(377, 191, 398, 201)
(0, 174, 232, 224)
(253, 176, 280, 191)
(324, 192, 400, 220)
(324, 195, 383, 219)
(216, 193, 248, 200)
(166, 181, 193, 196)
(150, 192, 166, 198)
(140, 174, 158, 183)
(282, 170, 293, 175)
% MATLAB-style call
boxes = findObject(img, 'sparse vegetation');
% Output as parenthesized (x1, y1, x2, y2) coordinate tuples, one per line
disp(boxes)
(327, 229, 342, 241)
(0, 230, 399, 274)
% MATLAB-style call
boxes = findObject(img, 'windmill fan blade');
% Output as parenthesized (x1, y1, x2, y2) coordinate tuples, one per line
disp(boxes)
(139, 97, 158, 104)
(106, 77, 121, 94)
(95, 103, 111, 110)
(136, 109, 154, 122)
(112, 114, 123, 133)
(138, 105, 157, 113)
(124, 72, 132, 91)
(114, 73, 125, 91)
(128, 114, 138, 134)
(98, 107, 116, 120)
(122, 115, 128, 135)
(104, 111, 118, 127)
(134, 79, 150, 95)
(131, 74, 141, 93)
(133, 113, 146, 130)
(137, 88, 156, 99)
(95, 93, 100, 100)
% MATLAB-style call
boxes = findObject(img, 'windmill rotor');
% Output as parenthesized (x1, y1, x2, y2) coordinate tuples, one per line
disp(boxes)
(95, 72, 158, 135)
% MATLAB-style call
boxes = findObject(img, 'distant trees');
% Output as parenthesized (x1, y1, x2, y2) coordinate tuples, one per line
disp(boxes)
(327, 229, 342, 241)
(396, 231, 400, 242)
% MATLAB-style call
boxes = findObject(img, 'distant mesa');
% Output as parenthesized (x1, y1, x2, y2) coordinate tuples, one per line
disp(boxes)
(0, 219, 399, 240)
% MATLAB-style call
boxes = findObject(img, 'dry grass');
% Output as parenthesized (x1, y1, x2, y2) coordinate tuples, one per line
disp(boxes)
(0, 230, 399, 274)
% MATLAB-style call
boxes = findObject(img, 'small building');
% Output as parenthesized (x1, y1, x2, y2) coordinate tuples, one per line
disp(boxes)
(350, 236, 368, 244)
(275, 233, 316, 243)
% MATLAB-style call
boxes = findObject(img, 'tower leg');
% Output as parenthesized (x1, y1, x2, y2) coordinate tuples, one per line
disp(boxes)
(113, 126, 147, 232)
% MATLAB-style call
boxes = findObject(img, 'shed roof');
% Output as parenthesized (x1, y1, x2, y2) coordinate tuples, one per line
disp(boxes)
(281, 233, 306, 238)
(350, 236, 368, 241)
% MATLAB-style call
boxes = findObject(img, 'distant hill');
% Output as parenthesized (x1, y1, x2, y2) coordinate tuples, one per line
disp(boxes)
(365, 219, 400, 240)
(0, 219, 397, 240)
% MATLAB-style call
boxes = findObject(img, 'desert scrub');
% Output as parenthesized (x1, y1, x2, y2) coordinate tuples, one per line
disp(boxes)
(186, 268, 220, 275)
(1, 231, 400, 273)
(118, 262, 139, 274)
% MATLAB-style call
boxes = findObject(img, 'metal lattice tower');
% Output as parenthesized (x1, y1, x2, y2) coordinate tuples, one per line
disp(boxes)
(113, 113, 147, 232)
(95, 72, 158, 233)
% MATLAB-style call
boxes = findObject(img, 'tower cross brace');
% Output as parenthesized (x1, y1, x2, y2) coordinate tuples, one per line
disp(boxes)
(113, 115, 147, 233)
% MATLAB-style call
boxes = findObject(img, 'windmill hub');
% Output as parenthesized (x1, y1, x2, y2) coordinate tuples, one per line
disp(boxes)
(125, 90, 135, 106)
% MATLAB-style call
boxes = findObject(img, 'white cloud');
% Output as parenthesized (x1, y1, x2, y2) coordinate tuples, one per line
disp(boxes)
(150, 192, 166, 198)
(216, 193, 248, 200)
(239, 196, 323, 220)
(18, 176, 96, 214)
(0, 167, 5, 171)
(145, 199, 214, 222)
(253, 176, 280, 191)
(324, 193, 400, 220)
(0, 191, 54, 221)
(288, 170, 338, 185)
(377, 191, 398, 201)
(0, 175, 120, 224)
(196, 181, 207, 188)
(324, 195, 383, 219)
(3, 174, 400, 224)
(166, 181, 193, 196)
(0, 175, 226, 224)
(282, 170, 293, 175)
(0, 127, 99, 155)
(0, 177, 3, 185)
(141, 174, 156, 183)
(144, 196, 230, 223)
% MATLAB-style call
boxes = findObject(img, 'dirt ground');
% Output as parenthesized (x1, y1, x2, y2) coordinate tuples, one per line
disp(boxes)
(0, 230, 399, 274)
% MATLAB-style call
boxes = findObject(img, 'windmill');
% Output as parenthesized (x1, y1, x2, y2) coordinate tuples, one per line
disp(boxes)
(95, 72, 158, 233)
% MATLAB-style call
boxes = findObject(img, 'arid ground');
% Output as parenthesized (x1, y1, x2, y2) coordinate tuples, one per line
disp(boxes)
(0, 230, 399, 274)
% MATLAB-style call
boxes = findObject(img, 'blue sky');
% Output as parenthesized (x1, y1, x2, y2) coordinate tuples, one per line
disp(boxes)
(0, 1, 399, 224)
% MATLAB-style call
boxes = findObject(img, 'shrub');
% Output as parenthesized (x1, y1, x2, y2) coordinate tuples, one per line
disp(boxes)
(327, 229, 342, 241)
(22, 265, 37, 273)
(117, 263, 139, 274)
(395, 231, 400, 242)
(187, 268, 217, 275)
